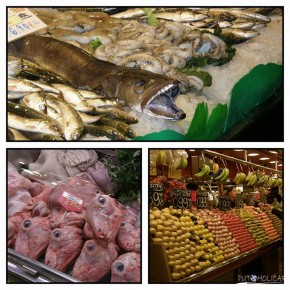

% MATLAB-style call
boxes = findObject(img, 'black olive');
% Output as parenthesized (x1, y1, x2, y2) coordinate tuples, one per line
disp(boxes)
(23, 220, 32, 228)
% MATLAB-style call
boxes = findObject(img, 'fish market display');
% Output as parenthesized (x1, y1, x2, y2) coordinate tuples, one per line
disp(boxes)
(7, 7, 282, 140)
(8, 150, 141, 282)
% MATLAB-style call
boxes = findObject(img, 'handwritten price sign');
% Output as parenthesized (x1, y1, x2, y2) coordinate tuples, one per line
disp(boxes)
(149, 183, 164, 208)
(58, 192, 84, 212)
(173, 189, 192, 209)
(8, 8, 47, 42)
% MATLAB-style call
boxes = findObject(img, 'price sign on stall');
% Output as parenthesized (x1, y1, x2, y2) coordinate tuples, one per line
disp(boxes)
(149, 183, 164, 208)
(235, 195, 244, 209)
(173, 189, 192, 209)
(218, 195, 231, 211)
(196, 190, 208, 209)
(8, 8, 47, 42)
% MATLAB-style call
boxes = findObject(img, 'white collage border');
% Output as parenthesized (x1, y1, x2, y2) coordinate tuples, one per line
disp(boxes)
(1, 0, 288, 288)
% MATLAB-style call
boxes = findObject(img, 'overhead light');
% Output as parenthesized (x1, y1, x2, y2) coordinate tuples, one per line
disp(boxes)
(248, 153, 259, 156)
(269, 151, 278, 154)
(189, 150, 196, 151)
(278, 164, 283, 167)
(259, 157, 270, 160)
(234, 149, 244, 151)
(269, 161, 278, 164)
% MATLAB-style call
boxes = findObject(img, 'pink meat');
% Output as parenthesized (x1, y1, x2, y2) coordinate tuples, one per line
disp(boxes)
(48, 176, 100, 210)
(87, 161, 114, 195)
(8, 211, 31, 248)
(122, 206, 138, 225)
(8, 162, 32, 216)
(31, 201, 50, 217)
(50, 208, 85, 229)
(116, 222, 140, 252)
(85, 194, 123, 241)
(14, 216, 51, 260)
(45, 226, 84, 272)
(111, 252, 141, 282)
(31, 183, 51, 204)
(72, 239, 118, 282)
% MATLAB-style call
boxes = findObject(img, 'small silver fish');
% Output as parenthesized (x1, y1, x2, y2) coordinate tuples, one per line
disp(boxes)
(8, 78, 42, 93)
(52, 83, 94, 112)
(8, 112, 62, 136)
(45, 94, 84, 140)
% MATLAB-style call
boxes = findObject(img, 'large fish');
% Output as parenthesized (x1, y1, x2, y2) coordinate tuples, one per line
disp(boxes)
(8, 35, 185, 120)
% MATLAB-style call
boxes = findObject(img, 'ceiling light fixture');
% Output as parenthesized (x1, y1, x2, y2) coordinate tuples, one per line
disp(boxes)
(259, 157, 270, 160)
(248, 153, 259, 156)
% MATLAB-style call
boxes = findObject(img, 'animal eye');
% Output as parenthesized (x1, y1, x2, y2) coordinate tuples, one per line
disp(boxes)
(98, 196, 106, 205)
(121, 222, 126, 226)
(134, 79, 146, 94)
(53, 230, 61, 238)
(116, 262, 125, 272)
(23, 220, 32, 228)
(87, 243, 95, 251)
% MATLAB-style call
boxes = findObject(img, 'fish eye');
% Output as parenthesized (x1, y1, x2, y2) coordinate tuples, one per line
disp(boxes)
(87, 243, 95, 252)
(121, 222, 126, 227)
(116, 262, 125, 272)
(53, 230, 61, 238)
(98, 196, 106, 205)
(134, 79, 146, 94)
(23, 220, 32, 228)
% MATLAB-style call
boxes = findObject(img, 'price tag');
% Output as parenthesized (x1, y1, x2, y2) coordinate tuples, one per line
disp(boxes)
(235, 195, 244, 209)
(8, 8, 47, 43)
(218, 195, 231, 211)
(58, 192, 84, 212)
(196, 190, 208, 209)
(149, 183, 164, 208)
(173, 189, 192, 209)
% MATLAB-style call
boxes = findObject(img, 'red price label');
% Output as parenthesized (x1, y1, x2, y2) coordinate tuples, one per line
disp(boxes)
(58, 192, 84, 212)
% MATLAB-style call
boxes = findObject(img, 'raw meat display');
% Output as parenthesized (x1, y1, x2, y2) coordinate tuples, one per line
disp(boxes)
(111, 252, 141, 282)
(7, 149, 141, 283)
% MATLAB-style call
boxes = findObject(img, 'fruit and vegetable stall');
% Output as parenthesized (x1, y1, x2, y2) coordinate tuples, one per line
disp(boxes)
(7, 149, 141, 283)
(149, 149, 283, 282)
(7, 7, 283, 141)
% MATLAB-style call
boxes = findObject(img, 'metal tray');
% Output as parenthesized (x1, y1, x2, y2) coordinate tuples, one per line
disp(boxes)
(8, 248, 79, 283)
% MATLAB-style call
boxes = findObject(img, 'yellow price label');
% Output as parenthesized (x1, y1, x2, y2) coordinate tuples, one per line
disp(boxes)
(8, 15, 23, 27)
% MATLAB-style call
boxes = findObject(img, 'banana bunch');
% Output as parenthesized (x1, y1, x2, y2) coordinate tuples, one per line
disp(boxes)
(233, 172, 247, 185)
(195, 164, 210, 178)
(175, 155, 188, 170)
(214, 168, 229, 182)
(257, 174, 269, 186)
(264, 177, 283, 188)
(156, 150, 167, 165)
(246, 174, 258, 187)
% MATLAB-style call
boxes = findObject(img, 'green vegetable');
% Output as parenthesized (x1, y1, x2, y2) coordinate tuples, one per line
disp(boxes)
(142, 8, 159, 26)
(178, 67, 212, 87)
(88, 38, 102, 50)
(225, 63, 282, 131)
(103, 149, 141, 204)
(186, 102, 228, 140)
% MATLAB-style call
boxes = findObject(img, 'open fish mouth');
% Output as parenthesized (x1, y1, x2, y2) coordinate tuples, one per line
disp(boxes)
(143, 82, 186, 120)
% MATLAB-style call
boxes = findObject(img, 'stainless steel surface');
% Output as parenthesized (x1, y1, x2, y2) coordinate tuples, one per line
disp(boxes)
(8, 248, 80, 283)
